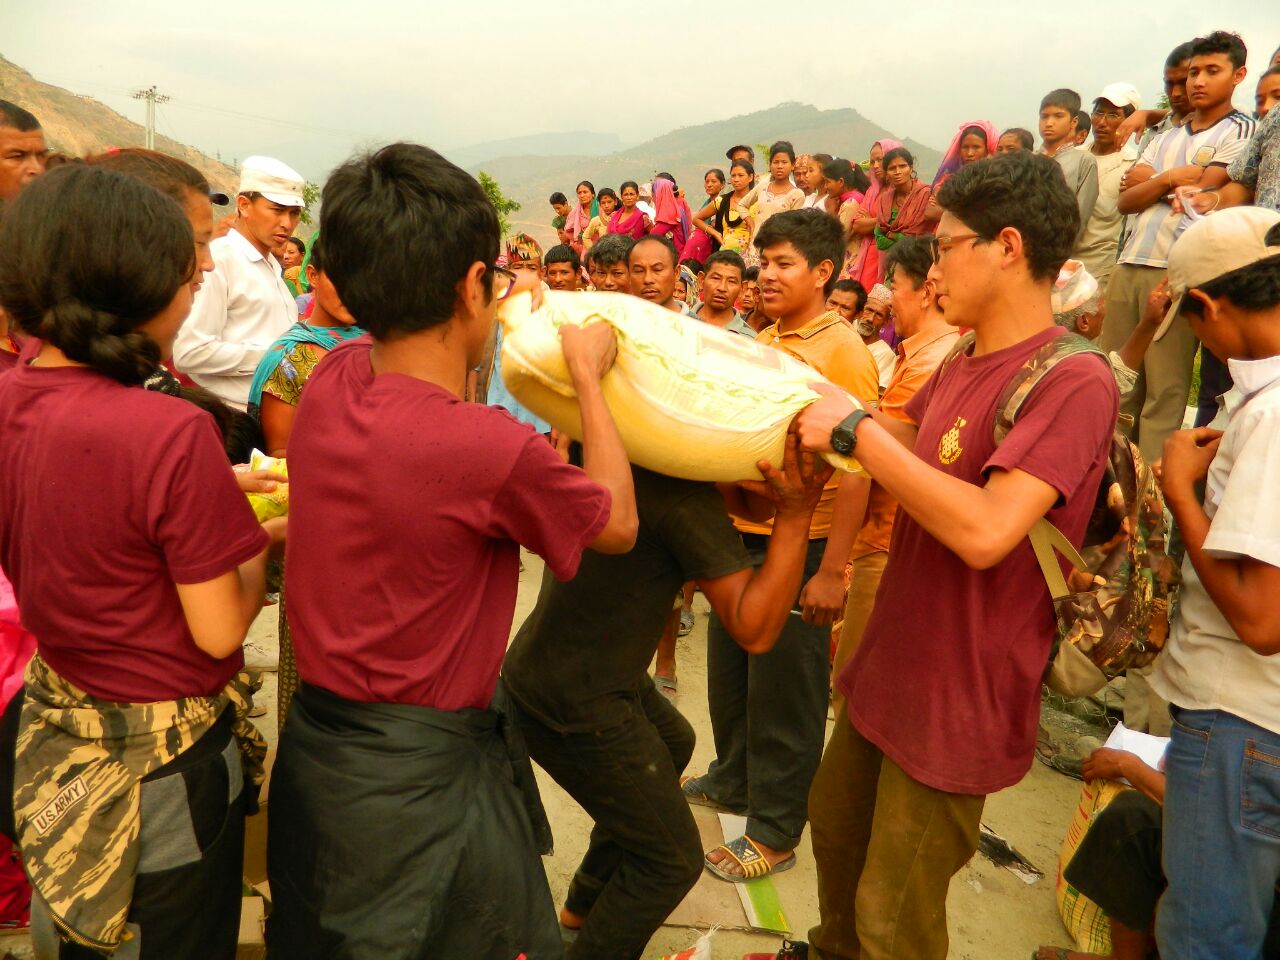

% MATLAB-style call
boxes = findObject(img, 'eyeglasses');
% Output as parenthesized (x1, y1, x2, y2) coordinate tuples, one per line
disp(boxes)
(1091, 108, 1126, 122)
(929, 232, 982, 260)
(491, 265, 519, 302)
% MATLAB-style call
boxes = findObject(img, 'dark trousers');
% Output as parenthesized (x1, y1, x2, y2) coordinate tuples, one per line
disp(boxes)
(32, 709, 246, 960)
(701, 535, 830, 851)
(1063, 790, 1165, 930)
(516, 680, 701, 960)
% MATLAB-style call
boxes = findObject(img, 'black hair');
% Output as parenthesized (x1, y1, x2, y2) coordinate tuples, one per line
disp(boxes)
(308, 235, 325, 272)
(1001, 128, 1037, 150)
(285, 236, 306, 257)
(822, 157, 871, 193)
(1040, 88, 1082, 114)
(882, 147, 915, 170)
(0, 165, 195, 384)
(1166, 41, 1195, 69)
(86, 148, 211, 206)
(1075, 111, 1092, 136)
(590, 233, 634, 268)
(576, 180, 595, 196)
(629, 234, 678, 268)
(321, 143, 498, 339)
(680, 257, 704, 274)
(703, 249, 745, 279)
(744, 266, 760, 283)
(726, 144, 755, 162)
(549, 191, 568, 206)
(831, 278, 868, 313)
(704, 168, 726, 186)
(1190, 31, 1247, 71)
(753, 209, 845, 296)
(656, 172, 677, 190)
(597, 187, 619, 206)
(883, 236, 935, 289)
(1093, 97, 1137, 119)
(619, 180, 640, 196)
(769, 140, 796, 162)
(1264, 65, 1280, 82)
(959, 125, 990, 148)
(1179, 250, 1280, 321)
(544, 243, 581, 272)
(811, 152, 834, 168)
(0, 99, 40, 131)
(935, 151, 1079, 282)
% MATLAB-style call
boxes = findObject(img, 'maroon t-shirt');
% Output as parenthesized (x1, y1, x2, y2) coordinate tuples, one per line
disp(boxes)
(0, 349, 18, 373)
(0, 362, 269, 701)
(838, 326, 1117, 795)
(284, 337, 611, 711)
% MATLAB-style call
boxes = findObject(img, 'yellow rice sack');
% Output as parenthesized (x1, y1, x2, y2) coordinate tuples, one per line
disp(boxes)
(498, 291, 862, 482)
(1054, 779, 1129, 954)
(245, 449, 289, 522)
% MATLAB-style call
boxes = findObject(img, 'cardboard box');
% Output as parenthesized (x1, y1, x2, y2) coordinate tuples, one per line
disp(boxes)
(236, 896, 265, 960)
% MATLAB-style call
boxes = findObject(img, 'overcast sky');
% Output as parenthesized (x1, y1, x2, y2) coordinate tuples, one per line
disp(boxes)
(5, 0, 1277, 180)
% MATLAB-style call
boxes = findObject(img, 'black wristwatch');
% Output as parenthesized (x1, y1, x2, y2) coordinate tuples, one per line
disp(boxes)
(830, 409, 871, 457)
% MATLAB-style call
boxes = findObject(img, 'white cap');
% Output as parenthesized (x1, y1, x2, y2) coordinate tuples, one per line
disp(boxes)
(1096, 82, 1142, 112)
(1158, 206, 1280, 340)
(238, 155, 305, 208)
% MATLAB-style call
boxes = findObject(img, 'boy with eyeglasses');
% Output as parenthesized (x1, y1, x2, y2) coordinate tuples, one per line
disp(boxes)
(1074, 83, 1142, 291)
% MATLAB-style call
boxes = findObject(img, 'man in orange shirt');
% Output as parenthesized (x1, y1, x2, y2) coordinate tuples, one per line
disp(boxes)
(831, 238, 960, 710)
(684, 210, 880, 882)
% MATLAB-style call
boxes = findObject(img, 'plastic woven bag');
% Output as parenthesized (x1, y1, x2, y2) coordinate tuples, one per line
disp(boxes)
(499, 290, 862, 482)
(244, 449, 289, 522)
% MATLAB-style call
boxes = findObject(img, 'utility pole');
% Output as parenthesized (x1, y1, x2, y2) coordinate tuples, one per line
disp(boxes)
(130, 85, 170, 150)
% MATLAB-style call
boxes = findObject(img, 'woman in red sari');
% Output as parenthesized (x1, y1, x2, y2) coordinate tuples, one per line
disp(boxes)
(850, 138, 901, 289)
(873, 147, 933, 259)
(607, 181, 651, 240)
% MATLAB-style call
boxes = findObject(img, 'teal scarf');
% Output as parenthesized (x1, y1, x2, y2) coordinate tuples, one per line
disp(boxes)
(247, 321, 365, 419)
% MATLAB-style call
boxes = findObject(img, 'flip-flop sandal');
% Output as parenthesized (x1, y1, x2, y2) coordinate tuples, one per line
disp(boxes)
(705, 835, 797, 883)
(654, 674, 678, 700)
(680, 774, 735, 812)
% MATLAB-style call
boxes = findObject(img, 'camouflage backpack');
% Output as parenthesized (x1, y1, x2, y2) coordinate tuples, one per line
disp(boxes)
(941, 330, 1181, 698)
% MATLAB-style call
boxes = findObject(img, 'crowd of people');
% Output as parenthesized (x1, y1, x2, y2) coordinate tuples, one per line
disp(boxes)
(0, 23, 1278, 960)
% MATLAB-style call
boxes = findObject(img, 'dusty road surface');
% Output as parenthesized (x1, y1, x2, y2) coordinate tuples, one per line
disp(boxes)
(1, 553, 1082, 960)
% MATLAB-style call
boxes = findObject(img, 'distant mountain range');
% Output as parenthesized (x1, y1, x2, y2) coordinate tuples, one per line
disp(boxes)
(467, 102, 941, 248)
(0, 55, 239, 200)
(0, 57, 940, 253)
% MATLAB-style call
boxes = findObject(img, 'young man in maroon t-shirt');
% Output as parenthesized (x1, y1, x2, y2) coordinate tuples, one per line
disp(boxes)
(266, 143, 638, 960)
(783, 152, 1119, 960)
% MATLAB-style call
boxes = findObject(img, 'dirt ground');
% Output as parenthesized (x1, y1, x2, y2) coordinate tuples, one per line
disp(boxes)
(2, 552, 1084, 960)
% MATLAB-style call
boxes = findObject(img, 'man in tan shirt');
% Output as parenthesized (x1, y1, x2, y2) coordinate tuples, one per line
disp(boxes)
(684, 210, 879, 882)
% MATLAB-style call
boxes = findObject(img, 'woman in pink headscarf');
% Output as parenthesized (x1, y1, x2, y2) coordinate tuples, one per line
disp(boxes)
(925, 120, 998, 221)
(850, 138, 901, 290)
(563, 180, 597, 256)
(649, 175, 690, 252)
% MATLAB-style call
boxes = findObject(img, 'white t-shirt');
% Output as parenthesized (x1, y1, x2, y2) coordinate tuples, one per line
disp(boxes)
(867, 338, 896, 393)
(1074, 148, 1136, 285)
(1150, 354, 1280, 733)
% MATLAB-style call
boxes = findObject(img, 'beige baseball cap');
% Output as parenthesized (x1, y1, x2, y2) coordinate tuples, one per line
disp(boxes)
(238, 155, 305, 208)
(1158, 206, 1280, 340)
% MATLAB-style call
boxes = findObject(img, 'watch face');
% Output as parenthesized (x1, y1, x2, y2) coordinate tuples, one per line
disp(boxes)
(831, 429, 853, 456)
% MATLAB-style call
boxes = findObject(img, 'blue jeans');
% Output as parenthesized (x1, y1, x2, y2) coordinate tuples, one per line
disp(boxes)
(1158, 706, 1280, 960)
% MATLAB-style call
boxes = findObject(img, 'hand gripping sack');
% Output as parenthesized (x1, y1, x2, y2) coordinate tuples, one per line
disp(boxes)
(497, 290, 862, 482)
(939, 331, 1180, 698)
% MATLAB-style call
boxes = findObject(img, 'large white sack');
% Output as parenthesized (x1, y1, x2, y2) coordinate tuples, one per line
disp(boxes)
(498, 290, 862, 482)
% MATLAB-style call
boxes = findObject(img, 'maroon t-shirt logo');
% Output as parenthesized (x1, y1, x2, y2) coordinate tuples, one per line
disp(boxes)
(937, 416, 967, 465)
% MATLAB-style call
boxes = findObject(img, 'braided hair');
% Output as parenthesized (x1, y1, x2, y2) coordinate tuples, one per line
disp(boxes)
(0, 165, 194, 384)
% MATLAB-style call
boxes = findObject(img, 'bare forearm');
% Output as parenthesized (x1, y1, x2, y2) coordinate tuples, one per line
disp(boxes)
(1208, 180, 1255, 209)
(1167, 488, 1280, 653)
(1121, 755, 1166, 805)
(718, 512, 812, 652)
(819, 473, 869, 575)
(1116, 322, 1160, 373)
(1118, 172, 1171, 214)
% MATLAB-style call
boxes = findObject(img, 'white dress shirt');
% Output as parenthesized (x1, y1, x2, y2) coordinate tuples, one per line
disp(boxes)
(173, 227, 298, 410)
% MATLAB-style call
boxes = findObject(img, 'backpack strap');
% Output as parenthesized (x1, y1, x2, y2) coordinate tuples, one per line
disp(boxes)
(993, 331, 1108, 446)
(993, 331, 1109, 595)
(1027, 518, 1086, 600)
